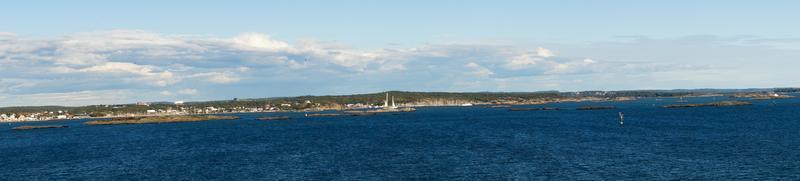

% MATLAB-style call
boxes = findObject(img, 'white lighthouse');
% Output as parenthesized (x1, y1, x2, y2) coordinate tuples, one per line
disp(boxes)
(392, 96, 397, 109)
(384, 92, 389, 108)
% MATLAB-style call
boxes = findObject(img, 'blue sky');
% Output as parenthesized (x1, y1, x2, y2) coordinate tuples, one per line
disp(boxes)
(1, 0, 800, 106)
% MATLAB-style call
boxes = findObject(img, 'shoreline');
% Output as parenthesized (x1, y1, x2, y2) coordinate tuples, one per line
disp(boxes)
(2, 94, 796, 123)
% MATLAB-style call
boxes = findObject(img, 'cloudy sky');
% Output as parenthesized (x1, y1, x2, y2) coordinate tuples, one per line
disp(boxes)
(1, 0, 799, 106)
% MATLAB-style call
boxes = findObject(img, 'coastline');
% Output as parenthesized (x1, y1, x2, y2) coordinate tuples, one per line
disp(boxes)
(2, 91, 797, 123)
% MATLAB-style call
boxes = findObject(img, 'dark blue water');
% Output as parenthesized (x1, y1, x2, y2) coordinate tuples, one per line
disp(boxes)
(2, 97, 799, 180)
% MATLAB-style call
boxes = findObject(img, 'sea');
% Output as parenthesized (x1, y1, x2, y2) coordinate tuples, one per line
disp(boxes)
(1, 96, 799, 180)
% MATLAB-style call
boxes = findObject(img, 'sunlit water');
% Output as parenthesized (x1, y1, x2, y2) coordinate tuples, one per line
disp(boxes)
(1, 97, 799, 179)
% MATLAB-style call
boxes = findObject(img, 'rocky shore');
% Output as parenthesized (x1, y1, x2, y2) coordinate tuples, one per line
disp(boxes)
(663, 101, 752, 108)
(732, 93, 795, 100)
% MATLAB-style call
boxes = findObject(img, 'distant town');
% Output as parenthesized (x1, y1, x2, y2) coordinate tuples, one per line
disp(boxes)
(1, 88, 797, 122)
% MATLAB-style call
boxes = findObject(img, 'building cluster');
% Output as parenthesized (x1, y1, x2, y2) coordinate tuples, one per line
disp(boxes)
(345, 103, 382, 109)
(0, 111, 82, 122)
(1, 99, 386, 122)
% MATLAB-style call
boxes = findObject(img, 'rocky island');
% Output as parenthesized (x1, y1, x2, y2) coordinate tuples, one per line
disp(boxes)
(663, 101, 752, 108)
(84, 115, 239, 125)
(732, 92, 795, 100)
(12, 125, 68, 130)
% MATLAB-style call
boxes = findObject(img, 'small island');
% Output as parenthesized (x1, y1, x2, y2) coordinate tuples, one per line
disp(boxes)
(84, 115, 239, 125)
(12, 125, 68, 130)
(663, 101, 752, 108)
(732, 92, 794, 100)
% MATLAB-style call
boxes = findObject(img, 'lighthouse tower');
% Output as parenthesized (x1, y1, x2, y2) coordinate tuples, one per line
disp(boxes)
(392, 96, 396, 109)
(384, 92, 389, 108)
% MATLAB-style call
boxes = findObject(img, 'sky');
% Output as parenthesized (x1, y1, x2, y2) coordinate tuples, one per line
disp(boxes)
(1, 0, 800, 106)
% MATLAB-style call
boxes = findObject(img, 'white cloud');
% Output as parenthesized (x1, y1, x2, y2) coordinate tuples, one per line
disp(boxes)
(583, 58, 596, 65)
(54, 52, 108, 65)
(209, 74, 240, 84)
(0, 79, 40, 94)
(0, 32, 16, 39)
(62, 30, 199, 50)
(536, 47, 554, 57)
(0, 90, 134, 107)
(504, 49, 603, 75)
(465, 62, 494, 77)
(178, 88, 198, 95)
(506, 53, 542, 69)
(376, 63, 407, 72)
(465, 62, 481, 68)
(160, 91, 174, 96)
(231, 33, 290, 51)
(51, 62, 178, 86)
(189, 72, 240, 84)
